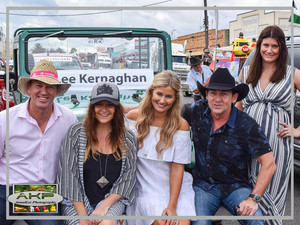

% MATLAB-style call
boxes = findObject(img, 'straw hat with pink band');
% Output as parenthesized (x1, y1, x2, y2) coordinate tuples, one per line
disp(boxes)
(18, 59, 71, 97)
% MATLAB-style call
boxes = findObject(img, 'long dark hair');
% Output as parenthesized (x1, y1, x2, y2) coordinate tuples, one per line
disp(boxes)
(83, 102, 126, 161)
(246, 25, 288, 87)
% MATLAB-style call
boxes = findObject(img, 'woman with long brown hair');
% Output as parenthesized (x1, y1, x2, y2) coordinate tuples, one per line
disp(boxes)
(126, 70, 196, 225)
(237, 25, 300, 225)
(57, 82, 137, 225)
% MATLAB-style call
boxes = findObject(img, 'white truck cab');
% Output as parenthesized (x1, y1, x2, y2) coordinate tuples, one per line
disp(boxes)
(171, 43, 191, 96)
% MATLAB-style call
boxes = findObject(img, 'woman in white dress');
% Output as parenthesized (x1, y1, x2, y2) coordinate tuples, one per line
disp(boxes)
(126, 70, 196, 225)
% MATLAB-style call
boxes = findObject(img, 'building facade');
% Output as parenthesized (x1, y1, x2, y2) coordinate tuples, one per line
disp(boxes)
(172, 29, 229, 56)
(229, 10, 290, 43)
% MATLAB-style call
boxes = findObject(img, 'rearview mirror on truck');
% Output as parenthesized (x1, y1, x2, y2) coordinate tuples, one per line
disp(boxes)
(4, 72, 18, 92)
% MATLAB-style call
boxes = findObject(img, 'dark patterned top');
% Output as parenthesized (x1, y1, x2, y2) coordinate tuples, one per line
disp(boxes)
(57, 121, 137, 223)
(83, 150, 122, 204)
(182, 100, 271, 197)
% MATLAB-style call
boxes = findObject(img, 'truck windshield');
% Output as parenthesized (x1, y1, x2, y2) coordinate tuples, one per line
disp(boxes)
(237, 42, 249, 47)
(26, 36, 165, 73)
(172, 56, 186, 63)
(30, 53, 83, 70)
(23, 34, 167, 116)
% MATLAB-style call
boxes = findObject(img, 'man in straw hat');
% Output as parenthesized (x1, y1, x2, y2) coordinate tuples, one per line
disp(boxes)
(0, 60, 77, 224)
(182, 68, 276, 225)
(187, 56, 212, 102)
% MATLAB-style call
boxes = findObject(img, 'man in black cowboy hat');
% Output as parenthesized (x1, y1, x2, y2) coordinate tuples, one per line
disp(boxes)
(187, 56, 212, 102)
(182, 68, 276, 225)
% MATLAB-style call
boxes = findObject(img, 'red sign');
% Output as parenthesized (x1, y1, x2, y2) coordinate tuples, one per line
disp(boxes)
(242, 46, 249, 53)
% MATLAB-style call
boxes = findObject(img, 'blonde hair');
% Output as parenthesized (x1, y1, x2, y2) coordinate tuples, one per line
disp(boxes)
(136, 70, 182, 155)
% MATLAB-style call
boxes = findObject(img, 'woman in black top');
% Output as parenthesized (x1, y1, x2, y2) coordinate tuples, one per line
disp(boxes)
(57, 82, 137, 225)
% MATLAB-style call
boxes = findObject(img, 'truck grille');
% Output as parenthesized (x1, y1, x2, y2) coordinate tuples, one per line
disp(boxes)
(173, 69, 188, 82)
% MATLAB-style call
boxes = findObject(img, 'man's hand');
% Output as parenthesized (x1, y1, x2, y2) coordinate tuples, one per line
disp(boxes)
(236, 198, 258, 216)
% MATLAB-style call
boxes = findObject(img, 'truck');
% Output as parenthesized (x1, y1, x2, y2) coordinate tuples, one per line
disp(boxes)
(171, 43, 191, 96)
(0, 57, 15, 111)
(4, 28, 194, 225)
(96, 52, 112, 70)
(86, 52, 112, 70)
(231, 36, 252, 57)
(30, 53, 84, 70)
(5, 27, 172, 120)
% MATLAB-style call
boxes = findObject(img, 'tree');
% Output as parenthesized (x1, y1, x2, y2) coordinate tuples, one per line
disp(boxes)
(49, 48, 56, 53)
(31, 43, 46, 53)
(70, 47, 77, 54)
(55, 48, 66, 53)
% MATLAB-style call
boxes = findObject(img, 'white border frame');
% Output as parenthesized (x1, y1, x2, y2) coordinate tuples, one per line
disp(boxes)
(5, 5, 294, 221)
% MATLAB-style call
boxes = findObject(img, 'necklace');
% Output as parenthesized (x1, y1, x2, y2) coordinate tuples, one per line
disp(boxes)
(96, 153, 109, 188)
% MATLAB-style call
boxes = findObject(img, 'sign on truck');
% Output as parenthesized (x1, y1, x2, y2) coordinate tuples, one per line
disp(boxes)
(9, 27, 173, 119)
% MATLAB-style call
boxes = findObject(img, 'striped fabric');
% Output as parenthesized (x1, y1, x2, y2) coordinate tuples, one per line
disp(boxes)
(57, 122, 137, 225)
(241, 65, 293, 225)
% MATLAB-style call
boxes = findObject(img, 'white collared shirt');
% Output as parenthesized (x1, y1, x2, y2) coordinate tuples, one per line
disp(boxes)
(187, 65, 212, 96)
(0, 99, 77, 185)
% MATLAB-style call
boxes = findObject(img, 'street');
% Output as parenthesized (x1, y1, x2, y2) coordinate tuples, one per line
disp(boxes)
(183, 96, 300, 225)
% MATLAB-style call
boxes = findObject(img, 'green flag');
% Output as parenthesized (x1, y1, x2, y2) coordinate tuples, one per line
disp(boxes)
(289, 14, 300, 24)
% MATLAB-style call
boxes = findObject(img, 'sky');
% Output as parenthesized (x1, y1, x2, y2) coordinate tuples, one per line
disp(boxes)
(1, 0, 300, 40)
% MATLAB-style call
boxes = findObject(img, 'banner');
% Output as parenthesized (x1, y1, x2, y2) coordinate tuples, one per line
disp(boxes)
(58, 69, 154, 90)
(217, 58, 239, 79)
(55, 88, 147, 109)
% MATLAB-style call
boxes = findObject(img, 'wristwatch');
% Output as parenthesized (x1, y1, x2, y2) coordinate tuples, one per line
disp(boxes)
(249, 194, 261, 203)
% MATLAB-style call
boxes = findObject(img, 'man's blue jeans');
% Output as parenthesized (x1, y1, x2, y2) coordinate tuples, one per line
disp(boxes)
(192, 185, 264, 225)
(0, 185, 61, 225)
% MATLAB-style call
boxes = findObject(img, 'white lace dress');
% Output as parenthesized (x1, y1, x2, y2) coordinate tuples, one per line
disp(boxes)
(126, 119, 196, 225)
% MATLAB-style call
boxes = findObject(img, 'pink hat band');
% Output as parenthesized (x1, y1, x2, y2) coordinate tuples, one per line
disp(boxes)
(30, 71, 58, 80)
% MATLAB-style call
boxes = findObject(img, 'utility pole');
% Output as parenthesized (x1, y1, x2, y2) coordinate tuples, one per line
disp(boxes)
(204, 0, 209, 49)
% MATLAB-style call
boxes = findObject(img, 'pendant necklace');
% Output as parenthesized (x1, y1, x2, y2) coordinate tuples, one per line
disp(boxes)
(96, 153, 109, 188)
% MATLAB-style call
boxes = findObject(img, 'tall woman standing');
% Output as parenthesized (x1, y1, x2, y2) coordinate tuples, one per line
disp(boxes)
(126, 70, 196, 225)
(57, 82, 137, 225)
(236, 25, 300, 225)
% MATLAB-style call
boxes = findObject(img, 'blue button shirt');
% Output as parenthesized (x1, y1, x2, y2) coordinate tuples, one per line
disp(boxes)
(182, 100, 271, 197)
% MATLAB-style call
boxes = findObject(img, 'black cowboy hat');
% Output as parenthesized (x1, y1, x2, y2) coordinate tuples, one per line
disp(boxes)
(197, 67, 249, 102)
(189, 56, 202, 66)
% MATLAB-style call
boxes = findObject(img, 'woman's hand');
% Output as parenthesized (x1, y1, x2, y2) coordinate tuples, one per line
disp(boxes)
(278, 122, 300, 138)
(80, 220, 90, 225)
(162, 207, 178, 225)
(88, 194, 121, 225)
(89, 204, 109, 225)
